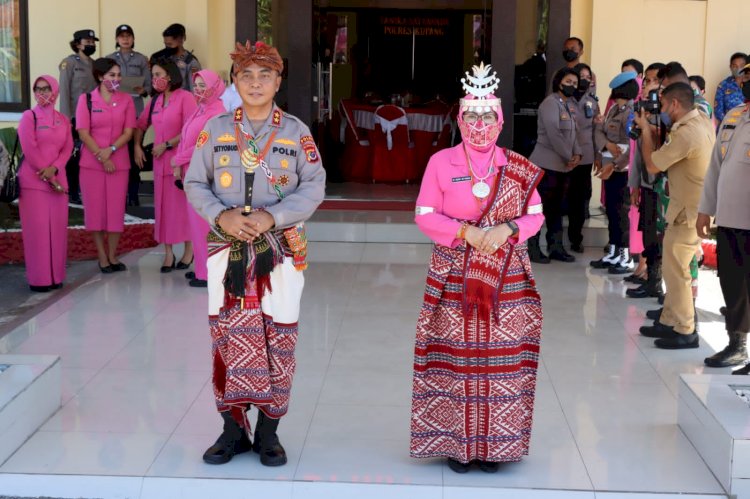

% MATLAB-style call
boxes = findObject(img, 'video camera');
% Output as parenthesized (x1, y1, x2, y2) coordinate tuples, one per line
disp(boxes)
(629, 89, 661, 140)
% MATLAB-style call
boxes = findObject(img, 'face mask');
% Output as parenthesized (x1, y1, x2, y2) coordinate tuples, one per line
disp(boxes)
(193, 87, 213, 104)
(578, 79, 591, 93)
(163, 46, 178, 56)
(563, 50, 579, 62)
(34, 92, 55, 107)
(82, 45, 96, 57)
(102, 79, 120, 93)
(152, 76, 169, 93)
(560, 84, 576, 97)
(743, 82, 750, 101)
(732, 68, 742, 78)
(458, 118, 501, 151)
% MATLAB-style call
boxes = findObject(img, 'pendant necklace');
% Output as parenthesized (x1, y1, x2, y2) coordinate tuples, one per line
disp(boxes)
(464, 146, 495, 199)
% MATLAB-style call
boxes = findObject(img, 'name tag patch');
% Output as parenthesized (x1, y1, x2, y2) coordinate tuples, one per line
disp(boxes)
(214, 144, 238, 153)
(452, 176, 471, 183)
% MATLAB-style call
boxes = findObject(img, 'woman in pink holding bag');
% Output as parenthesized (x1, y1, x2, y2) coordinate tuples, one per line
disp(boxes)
(171, 69, 226, 287)
(17, 75, 73, 291)
(76, 58, 136, 273)
(134, 58, 197, 273)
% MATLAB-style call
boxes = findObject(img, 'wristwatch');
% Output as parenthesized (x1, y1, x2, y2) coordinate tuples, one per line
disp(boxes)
(165, 142, 173, 150)
(506, 220, 519, 236)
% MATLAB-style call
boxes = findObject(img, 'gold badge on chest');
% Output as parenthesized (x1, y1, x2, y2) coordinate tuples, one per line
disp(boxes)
(219, 155, 230, 166)
(219, 171, 233, 188)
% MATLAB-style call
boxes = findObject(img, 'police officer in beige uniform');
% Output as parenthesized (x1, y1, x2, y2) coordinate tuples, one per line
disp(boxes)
(185, 41, 325, 467)
(698, 63, 750, 374)
(59, 29, 99, 204)
(637, 82, 715, 349)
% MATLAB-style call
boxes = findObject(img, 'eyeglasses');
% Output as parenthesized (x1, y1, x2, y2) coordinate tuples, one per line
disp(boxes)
(462, 112, 498, 125)
(34, 86, 52, 93)
(236, 71, 276, 85)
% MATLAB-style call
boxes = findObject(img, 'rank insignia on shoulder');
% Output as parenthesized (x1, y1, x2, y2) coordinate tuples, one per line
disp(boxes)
(59, 61, 68, 70)
(217, 133, 234, 143)
(219, 155, 230, 166)
(272, 109, 282, 127)
(219, 171, 233, 188)
(234, 107, 243, 123)
(196, 130, 209, 148)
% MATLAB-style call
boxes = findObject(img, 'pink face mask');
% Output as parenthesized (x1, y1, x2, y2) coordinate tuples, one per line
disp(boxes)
(34, 92, 55, 107)
(193, 87, 213, 104)
(102, 79, 120, 93)
(458, 118, 501, 151)
(152, 76, 169, 93)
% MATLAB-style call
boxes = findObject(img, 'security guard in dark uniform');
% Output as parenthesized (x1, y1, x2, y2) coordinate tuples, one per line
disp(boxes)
(152, 23, 201, 92)
(59, 29, 99, 204)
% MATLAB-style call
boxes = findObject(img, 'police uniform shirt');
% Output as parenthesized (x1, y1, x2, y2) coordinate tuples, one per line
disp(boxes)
(529, 93, 581, 172)
(571, 91, 600, 165)
(184, 103, 326, 229)
(173, 52, 201, 92)
(106, 50, 151, 117)
(699, 103, 750, 230)
(594, 101, 634, 171)
(651, 109, 716, 227)
(58, 54, 97, 119)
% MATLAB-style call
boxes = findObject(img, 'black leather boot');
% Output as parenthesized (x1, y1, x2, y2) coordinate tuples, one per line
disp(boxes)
(627, 264, 663, 299)
(528, 235, 550, 264)
(203, 411, 252, 465)
(253, 411, 287, 466)
(733, 363, 750, 375)
(704, 332, 748, 368)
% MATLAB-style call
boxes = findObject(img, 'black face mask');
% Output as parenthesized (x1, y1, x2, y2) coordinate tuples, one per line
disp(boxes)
(163, 46, 178, 56)
(82, 45, 96, 57)
(578, 79, 591, 93)
(563, 50, 579, 62)
(743, 82, 750, 101)
(560, 84, 576, 98)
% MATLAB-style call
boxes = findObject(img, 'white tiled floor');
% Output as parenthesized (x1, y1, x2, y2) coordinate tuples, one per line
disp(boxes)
(0, 242, 736, 499)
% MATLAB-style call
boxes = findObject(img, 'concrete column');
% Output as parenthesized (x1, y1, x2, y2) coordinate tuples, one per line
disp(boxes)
(491, 0, 516, 147)
(235, 0, 257, 45)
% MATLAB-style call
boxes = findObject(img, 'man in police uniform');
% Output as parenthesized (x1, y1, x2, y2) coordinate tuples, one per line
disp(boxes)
(152, 23, 201, 92)
(59, 29, 99, 204)
(185, 41, 325, 467)
(698, 63, 750, 374)
(636, 82, 715, 349)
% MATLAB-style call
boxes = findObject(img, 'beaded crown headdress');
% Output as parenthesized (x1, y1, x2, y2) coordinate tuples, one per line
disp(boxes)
(459, 62, 501, 113)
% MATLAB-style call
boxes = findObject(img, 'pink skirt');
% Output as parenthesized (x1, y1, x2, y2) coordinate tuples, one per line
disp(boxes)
(153, 172, 190, 244)
(629, 204, 644, 254)
(19, 188, 69, 286)
(80, 168, 128, 232)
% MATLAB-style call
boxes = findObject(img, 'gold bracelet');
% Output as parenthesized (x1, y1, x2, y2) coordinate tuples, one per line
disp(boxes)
(457, 222, 469, 240)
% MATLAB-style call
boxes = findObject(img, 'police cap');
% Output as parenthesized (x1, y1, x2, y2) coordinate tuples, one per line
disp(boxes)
(609, 70, 637, 89)
(73, 29, 99, 41)
(116, 24, 134, 37)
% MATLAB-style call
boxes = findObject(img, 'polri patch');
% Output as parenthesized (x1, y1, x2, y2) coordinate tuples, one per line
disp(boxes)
(196, 130, 209, 148)
(452, 176, 471, 183)
(300, 135, 319, 163)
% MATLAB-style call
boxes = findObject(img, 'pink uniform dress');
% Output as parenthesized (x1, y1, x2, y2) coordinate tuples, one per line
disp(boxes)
(415, 145, 544, 246)
(172, 70, 226, 281)
(17, 75, 73, 287)
(137, 88, 196, 244)
(76, 87, 136, 232)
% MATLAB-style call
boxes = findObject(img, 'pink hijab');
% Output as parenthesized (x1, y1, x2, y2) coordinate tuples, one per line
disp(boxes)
(193, 69, 226, 109)
(32, 75, 61, 121)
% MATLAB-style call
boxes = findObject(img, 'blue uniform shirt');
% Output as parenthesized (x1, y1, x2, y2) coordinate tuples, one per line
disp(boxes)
(714, 76, 744, 123)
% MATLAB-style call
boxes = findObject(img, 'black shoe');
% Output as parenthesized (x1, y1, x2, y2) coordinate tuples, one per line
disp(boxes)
(29, 285, 51, 293)
(253, 411, 287, 467)
(447, 458, 471, 474)
(528, 236, 550, 264)
(732, 363, 750, 375)
(202, 412, 252, 465)
(624, 274, 647, 285)
(189, 278, 208, 288)
(99, 264, 115, 274)
(51, 283, 63, 290)
(570, 243, 584, 253)
(109, 262, 127, 272)
(655, 331, 699, 350)
(627, 285, 663, 299)
(176, 257, 193, 270)
(185, 271, 196, 280)
(160, 256, 176, 274)
(646, 308, 663, 321)
(639, 321, 675, 338)
(478, 461, 500, 473)
(549, 248, 575, 262)
(704, 332, 748, 368)
(530, 251, 551, 264)
(658, 294, 665, 305)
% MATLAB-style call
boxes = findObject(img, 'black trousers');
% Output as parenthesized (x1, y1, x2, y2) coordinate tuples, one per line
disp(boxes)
(65, 129, 80, 199)
(638, 187, 661, 266)
(126, 139, 140, 204)
(538, 168, 572, 248)
(604, 171, 630, 248)
(567, 163, 592, 247)
(717, 226, 750, 332)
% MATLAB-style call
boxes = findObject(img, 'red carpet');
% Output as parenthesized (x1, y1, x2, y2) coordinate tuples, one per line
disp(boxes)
(318, 199, 415, 211)
(0, 223, 158, 265)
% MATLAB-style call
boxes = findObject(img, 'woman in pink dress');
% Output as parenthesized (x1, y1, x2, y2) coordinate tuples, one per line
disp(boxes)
(171, 69, 226, 287)
(134, 58, 197, 272)
(18, 75, 73, 291)
(411, 63, 545, 473)
(76, 58, 136, 273)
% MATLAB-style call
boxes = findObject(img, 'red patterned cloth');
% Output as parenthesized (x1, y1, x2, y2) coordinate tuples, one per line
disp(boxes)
(410, 154, 544, 463)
